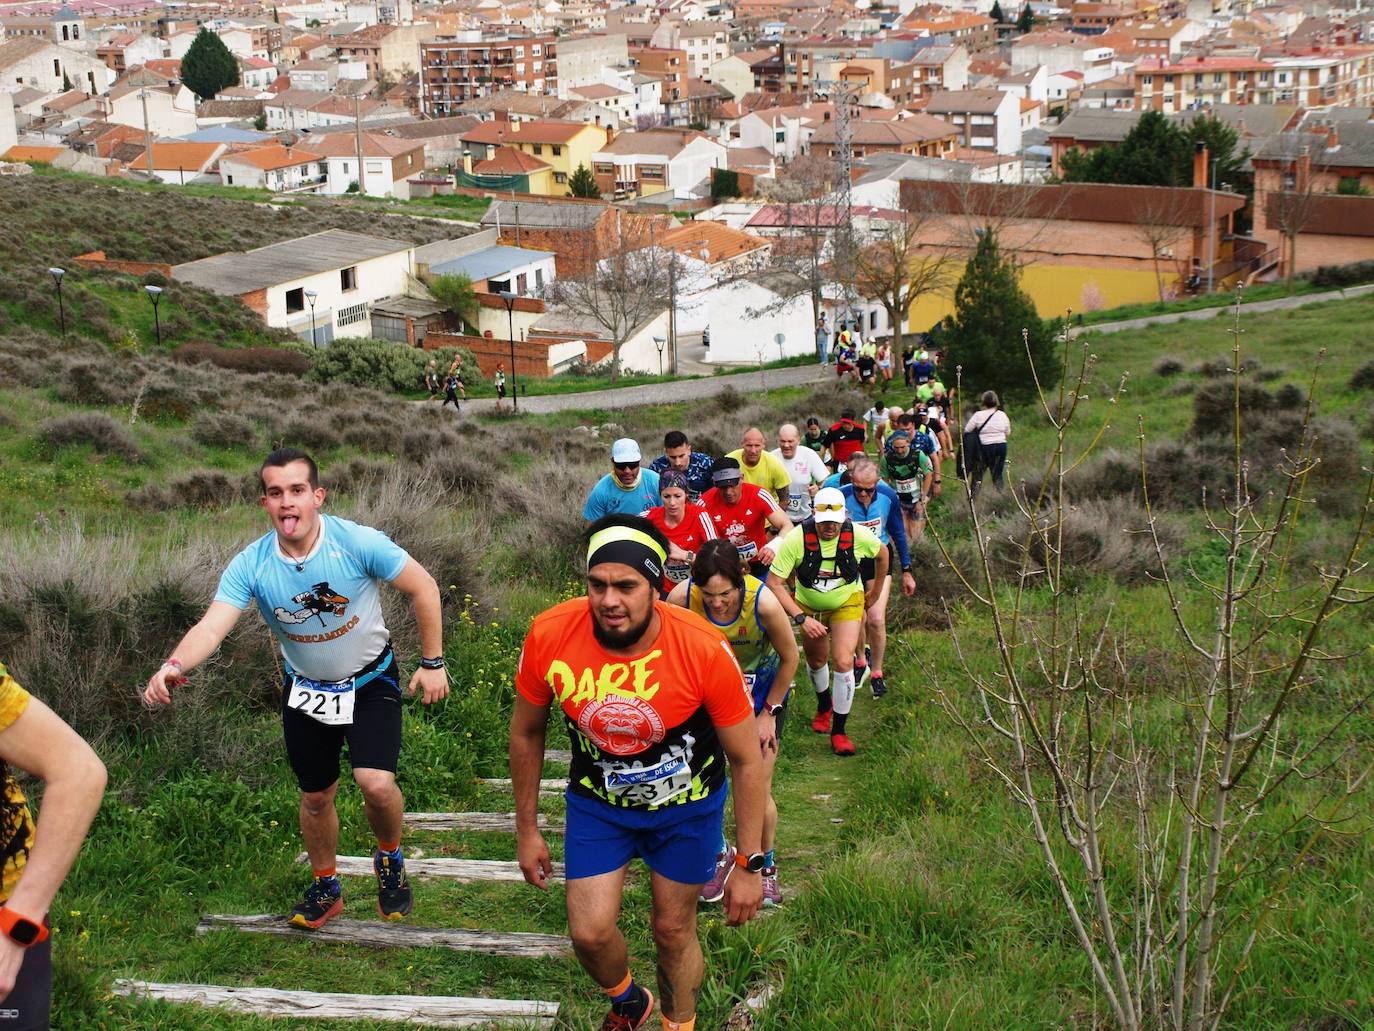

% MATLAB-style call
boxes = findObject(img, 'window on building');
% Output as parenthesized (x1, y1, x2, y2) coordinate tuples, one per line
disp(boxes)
(226, 174, 234, 184)
(517, 272, 528, 294)
(552, 144, 561, 155)
(53, 58, 60, 75)
(869, 310, 877, 330)
(516, 46, 525, 57)
(286, 287, 305, 314)
(342, 161, 349, 174)
(340, 266, 358, 291)
(1142, 74, 1152, 85)
(535, 267, 544, 290)
(488, 277, 511, 293)
(533, 143, 543, 154)
(554, 171, 566, 183)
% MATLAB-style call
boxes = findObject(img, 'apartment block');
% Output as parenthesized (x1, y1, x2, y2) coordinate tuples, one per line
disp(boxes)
(421, 36, 557, 115)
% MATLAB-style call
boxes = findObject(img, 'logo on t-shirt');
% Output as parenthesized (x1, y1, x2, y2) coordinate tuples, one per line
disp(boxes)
(577, 695, 666, 755)
(273, 581, 350, 627)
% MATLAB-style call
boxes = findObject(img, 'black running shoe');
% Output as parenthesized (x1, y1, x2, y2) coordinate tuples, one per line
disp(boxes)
(288, 877, 343, 930)
(871, 674, 887, 699)
(374, 849, 413, 921)
(600, 984, 655, 1031)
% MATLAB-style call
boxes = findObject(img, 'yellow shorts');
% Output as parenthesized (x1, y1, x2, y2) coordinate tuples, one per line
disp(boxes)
(801, 592, 864, 625)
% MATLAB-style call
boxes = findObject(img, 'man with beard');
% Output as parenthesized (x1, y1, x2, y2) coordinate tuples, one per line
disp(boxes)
(585, 439, 663, 522)
(144, 448, 450, 931)
(511, 515, 765, 1031)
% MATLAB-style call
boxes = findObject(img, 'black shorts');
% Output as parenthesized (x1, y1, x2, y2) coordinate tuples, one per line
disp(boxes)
(3, 921, 51, 1030)
(281, 650, 403, 793)
(859, 544, 896, 583)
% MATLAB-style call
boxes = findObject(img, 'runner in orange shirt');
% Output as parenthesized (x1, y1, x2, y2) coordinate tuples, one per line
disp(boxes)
(510, 515, 766, 1031)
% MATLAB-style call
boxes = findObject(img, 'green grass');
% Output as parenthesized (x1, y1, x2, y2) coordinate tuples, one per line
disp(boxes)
(8, 290, 1374, 1029)
(1078, 277, 1332, 325)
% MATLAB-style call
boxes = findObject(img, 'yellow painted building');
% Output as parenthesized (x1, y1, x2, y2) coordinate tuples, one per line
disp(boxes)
(460, 119, 609, 195)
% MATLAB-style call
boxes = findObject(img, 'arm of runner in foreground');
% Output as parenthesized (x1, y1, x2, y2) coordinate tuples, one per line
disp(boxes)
(0, 688, 106, 1001)
(716, 714, 766, 927)
(510, 694, 553, 890)
(387, 558, 449, 703)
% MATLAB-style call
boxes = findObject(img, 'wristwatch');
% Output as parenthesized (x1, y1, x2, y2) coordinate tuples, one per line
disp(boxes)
(792, 611, 807, 627)
(734, 851, 767, 873)
(418, 656, 446, 670)
(765, 702, 785, 717)
(0, 907, 48, 948)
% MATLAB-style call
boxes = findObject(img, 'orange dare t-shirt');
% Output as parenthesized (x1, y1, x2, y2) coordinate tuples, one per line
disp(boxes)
(517, 599, 752, 810)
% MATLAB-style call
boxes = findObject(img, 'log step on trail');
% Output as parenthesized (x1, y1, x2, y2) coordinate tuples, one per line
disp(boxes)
(479, 777, 565, 795)
(298, 853, 564, 882)
(404, 811, 564, 833)
(111, 981, 558, 1028)
(197, 914, 572, 958)
(545, 749, 572, 764)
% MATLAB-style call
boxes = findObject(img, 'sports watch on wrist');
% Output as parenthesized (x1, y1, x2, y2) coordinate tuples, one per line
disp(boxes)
(0, 907, 48, 948)
(791, 611, 807, 627)
(735, 851, 767, 873)
(766, 702, 785, 717)
(418, 656, 446, 670)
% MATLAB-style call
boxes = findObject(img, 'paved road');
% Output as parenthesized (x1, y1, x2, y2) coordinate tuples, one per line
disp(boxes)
(1075, 283, 1374, 335)
(439, 284, 1373, 417)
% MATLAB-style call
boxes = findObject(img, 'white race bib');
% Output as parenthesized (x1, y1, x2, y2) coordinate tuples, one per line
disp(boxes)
(735, 538, 758, 560)
(288, 674, 356, 726)
(894, 476, 919, 495)
(786, 491, 809, 518)
(602, 753, 692, 806)
(665, 559, 692, 584)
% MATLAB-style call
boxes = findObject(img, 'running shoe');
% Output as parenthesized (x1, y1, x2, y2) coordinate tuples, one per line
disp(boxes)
(871, 674, 887, 699)
(761, 867, 782, 908)
(811, 709, 832, 734)
(374, 849, 413, 921)
(288, 878, 343, 930)
(831, 733, 857, 757)
(864, 645, 873, 668)
(854, 663, 871, 692)
(700, 847, 736, 903)
(600, 985, 655, 1031)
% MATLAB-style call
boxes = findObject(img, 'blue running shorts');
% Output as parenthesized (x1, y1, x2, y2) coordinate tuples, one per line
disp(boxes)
(564, 789, 728, 885)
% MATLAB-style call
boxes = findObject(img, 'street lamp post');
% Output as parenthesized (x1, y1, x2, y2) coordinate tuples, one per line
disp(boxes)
(48, 267, 65, 340)
(305, 289, 319, 349)
(498, 290, 519, 413)
(144, 284, 163, 348)
(653, 335, 665, 376)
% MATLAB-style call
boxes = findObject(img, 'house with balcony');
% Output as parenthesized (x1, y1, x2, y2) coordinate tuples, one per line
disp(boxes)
(1133, 55, 1277, 113)
(218, 143, 326, 192)
(172, 230, 416, 345)
(459, 118, 607, 192)
(420, 35, 558, 115)
(308, 131, 427, 198)
(591, 130, 727, 199)
(924, 89, 1021, 154)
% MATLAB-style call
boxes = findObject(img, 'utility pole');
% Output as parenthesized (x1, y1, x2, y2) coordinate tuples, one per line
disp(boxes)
(139, 89, 154, 179)
(354, 94, 365, 193)
(818, 79, 859, 333)
(668, 245, 678, 375)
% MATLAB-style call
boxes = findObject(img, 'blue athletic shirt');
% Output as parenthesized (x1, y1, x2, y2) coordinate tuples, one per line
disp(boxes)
(648, 451, 714, 500)
(583, 468, 662, 521)
(838, 481, 911, 570)
(214, 514, 410, 682)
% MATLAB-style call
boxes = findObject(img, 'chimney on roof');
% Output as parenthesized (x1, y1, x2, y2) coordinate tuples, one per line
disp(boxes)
(510, 119, 521, 132)
(1327, 126, 1340, 150)
(1193, 139, 1209, 189)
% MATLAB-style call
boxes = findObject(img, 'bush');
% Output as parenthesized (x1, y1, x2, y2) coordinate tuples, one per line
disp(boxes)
(278, 413, 343, 454)
(54, 359, 140, 406)
(129, 469, 246, 510)
(191, 410, 258, 449)
(133, 376, 196, 421)
(1191, 379, 1275, 439)
(1308, 259, 1374, 289)
(172, 340, 310, 376)
(1152, 355, 1184, 377)
(39, 413, 141, 460)
(302, 338, 475, 394)
(1350, 361, 1374, 391)
(1273, 383, 1306, 409)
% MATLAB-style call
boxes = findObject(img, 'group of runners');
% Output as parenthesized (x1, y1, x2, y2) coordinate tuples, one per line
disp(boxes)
(1, 347, 999, 1029)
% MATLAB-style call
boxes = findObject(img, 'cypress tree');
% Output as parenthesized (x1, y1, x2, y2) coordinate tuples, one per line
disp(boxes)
(182, 28, 241, 102)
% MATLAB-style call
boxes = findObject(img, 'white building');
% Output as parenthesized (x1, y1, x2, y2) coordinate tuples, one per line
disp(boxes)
(680, 276, 815, 364)
(593, 130, 727, 200)
(0, 92, 16, 155)
(924, 89, 1021, 155)
(238, 56, 277, 90)
(173, 230, 416, 344)
(105, 81, 198, 137)
(219, 143, 326, 192)
(429, 243, 557, 297)
(309, 131, 426, 198)
(0, 37, 111, 94)
(735, 103, 829, 164)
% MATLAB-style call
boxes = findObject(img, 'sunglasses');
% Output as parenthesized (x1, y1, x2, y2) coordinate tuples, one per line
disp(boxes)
(613, 462, 640, 470)
(815, 502, 846, 513)
(852, 485, 877, 495)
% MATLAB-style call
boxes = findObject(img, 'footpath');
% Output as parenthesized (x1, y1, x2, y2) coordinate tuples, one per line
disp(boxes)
(442, 283, 1374, 417)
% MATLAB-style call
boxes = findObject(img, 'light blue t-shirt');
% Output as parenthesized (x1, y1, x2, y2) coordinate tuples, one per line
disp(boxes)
(582, 468, 661, 521)
(214, 514, 409, 682)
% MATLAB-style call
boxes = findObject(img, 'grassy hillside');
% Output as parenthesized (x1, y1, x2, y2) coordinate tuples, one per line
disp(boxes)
(2, 291, 1373, 1028)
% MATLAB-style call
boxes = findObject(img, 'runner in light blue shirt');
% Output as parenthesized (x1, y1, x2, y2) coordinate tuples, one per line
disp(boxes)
(584, 437, 662, 520)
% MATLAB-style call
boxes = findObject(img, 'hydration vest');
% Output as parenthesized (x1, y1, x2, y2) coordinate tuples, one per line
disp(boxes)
(797, 518, 860, 588)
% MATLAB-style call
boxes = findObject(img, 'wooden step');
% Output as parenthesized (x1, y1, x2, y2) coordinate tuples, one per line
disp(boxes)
(545, 749, 572, 764)
(197, 914, 571, 958)
(111, 980, 558, 1029)
(298, 853, 564, 883)
(478, 777, 564, 794)
(405, 811, 564, 834)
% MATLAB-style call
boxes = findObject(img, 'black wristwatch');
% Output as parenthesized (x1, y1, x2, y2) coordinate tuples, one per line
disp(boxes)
(765, 702, 785, 717)
(901, 565, 911, 574)
(418, 656, 446, 670)
(792, 611, 807, 627)
(735, 851, 767, 873)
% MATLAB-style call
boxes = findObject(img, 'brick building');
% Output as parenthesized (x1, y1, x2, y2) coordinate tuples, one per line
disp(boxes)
(421, 36, 558, 114)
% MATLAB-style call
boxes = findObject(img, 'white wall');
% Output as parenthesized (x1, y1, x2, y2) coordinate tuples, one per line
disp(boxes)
(4, 43, 111, 95)
(667, 135, 727, 198)
(108, 86, 197, 137)
(678, 278, 814, 364)
(0, 92, 15, 156)
(268, 249, 415, 338)
(599, 310, 670, 374)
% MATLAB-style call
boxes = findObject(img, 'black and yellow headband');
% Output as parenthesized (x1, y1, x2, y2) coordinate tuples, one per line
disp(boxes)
(586, 525, 667, 589)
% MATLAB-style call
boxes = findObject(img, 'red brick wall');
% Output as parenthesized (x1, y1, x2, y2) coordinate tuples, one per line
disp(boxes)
(238, 288, 268, 319)
(73, 250, 174, 278)
(424, 331, 565, 378)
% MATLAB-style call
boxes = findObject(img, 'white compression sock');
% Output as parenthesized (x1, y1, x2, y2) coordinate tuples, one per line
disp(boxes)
(832, 669, 856, 715)
(809, 664, 830, 694)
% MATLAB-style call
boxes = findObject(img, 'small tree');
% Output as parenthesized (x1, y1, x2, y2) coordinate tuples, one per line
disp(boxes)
(854, 212, 954, 364)
(990, 0, 1006, 21)
(711, 168, 740, 200)
(1133, 190, 1192, 302)
(428, 272, 480, 333)
(567, 163, 599, 198)
(253, 112, 267, 131)
(181, 28, 240, 101)
(942, 227, 1056, 402)
(1016, 3, 1034, 32)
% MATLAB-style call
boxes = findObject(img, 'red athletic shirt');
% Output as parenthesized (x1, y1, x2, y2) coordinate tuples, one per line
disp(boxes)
(827, 419, 866, 465)
(516, 599, 752, 809)
(640, 504, 716, 584)
(698, 483, 781, 563)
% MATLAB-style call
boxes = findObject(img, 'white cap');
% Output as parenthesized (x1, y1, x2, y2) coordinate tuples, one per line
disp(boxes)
(813, 486, 847, 524)
(610, 438, 641, 463)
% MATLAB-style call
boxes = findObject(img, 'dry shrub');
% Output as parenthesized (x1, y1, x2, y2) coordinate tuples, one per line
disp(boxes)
(39, 413, 141, 460)
(134, 376, 198, 421)
(1350, 361, 1374, 391)
(341, 408, 409, 455)
(278, 414, 343, 454)
(128, 469, 246, 511)
(713, 385, 746, 413)
(54, 358, 141, 406)
(1152, 355, 1184, 377)
(191, 410, 258, 449)
(984, 497, 1181, 586)
(1165, 380, 1196, 397)
(1191, 379, 1275, 439)
(424, 451, 495, 494)
(1273, 383, 1306, 408)
(324, 457, 395, 496)
(403, 426, 461, 465)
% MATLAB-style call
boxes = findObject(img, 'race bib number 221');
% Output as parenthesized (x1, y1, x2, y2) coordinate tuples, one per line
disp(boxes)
(288, 675, 356, 725)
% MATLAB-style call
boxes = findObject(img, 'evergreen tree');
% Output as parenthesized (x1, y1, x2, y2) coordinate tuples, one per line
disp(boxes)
(1059, 111, 1248, 191)
(567, 162, 599, 198)
(990, 0, 1006, 22)
(428, 272, 480, 331)
(181, 28, 240, 102)
(1016, 3, 1034, 32)
(942, 228, 1057, 403)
